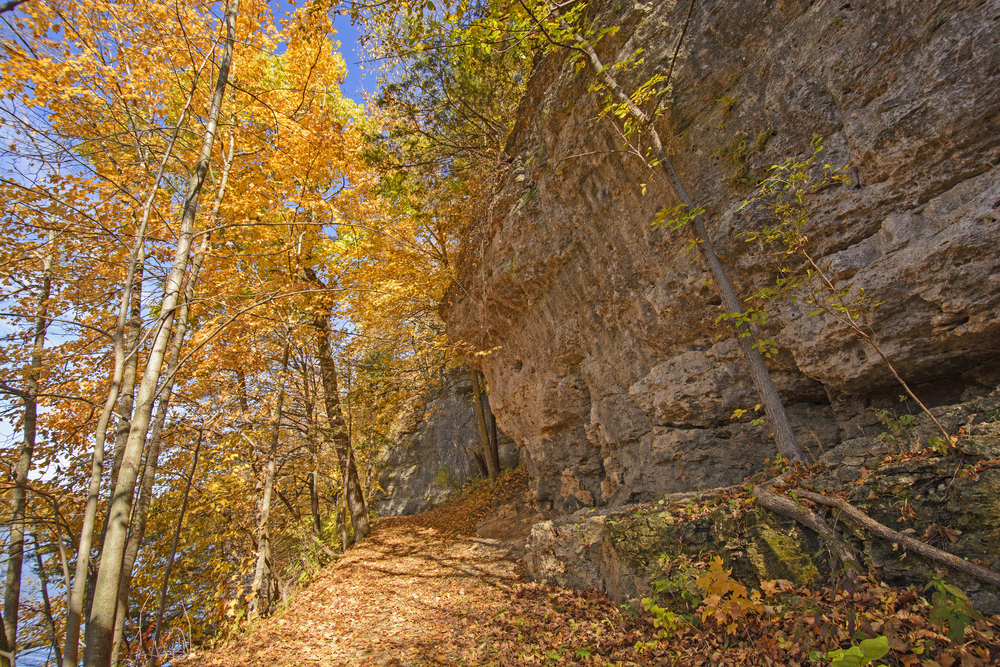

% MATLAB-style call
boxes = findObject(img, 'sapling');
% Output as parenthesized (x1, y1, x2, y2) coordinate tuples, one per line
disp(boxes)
(737, 137, 952, 446)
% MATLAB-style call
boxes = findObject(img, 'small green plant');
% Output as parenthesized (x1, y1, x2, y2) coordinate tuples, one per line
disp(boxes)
(714, 128, 778, 188)
(872, 407, 919, 445)
(926, 577, 984, 643)
(737, 136, 954, 445)
(716, 93, 739, 129)
(813, 635, 889, 667)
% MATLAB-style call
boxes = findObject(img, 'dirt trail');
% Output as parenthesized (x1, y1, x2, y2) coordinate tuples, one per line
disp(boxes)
(181, 471, 648, 666)
(184, 518, 530, 666)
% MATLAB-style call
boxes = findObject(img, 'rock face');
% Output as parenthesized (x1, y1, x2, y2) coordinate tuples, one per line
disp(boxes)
(375, 371, 520, 516)
(524, 392, 1000, 614)
(442, 0, 1000, 511)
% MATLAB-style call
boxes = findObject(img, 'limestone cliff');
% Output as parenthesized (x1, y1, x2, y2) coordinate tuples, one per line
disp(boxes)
(442, 0, 1000, 511)
(375, 370, 520, 516)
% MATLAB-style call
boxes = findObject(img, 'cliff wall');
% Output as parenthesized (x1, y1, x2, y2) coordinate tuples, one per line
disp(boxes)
(442, 0, 1000, 511)
(375, 370, 520, 516)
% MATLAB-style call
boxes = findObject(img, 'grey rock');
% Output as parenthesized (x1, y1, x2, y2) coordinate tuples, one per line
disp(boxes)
(374, 371, 521, 516)
(525, 454, 1000, 615)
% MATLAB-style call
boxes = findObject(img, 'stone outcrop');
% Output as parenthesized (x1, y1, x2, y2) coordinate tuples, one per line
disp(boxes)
(524, 391, 1000, 614)
(375, 370, 520, 516)
(442, 0, 1000, 511)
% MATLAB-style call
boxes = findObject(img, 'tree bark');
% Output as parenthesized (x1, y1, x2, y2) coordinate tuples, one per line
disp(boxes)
(470, 367, 498, 483)
(297, 354, 323, 535)
(485, 385, 501, 474)
(109, 128, 232, 667)
(109, 230, 215, 666)
(82, 2, 238, 664)
(106, 245, 145, 529)
(313, 313, 370, 541)
(63, 20, 213, 667)
(34, 537, 63, 667)
(753, 486, 858, 577)
(250, 342, 290, 617)
(1, 229, 54, 666)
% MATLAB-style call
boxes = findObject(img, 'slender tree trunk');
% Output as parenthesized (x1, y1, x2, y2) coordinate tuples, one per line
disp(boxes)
(484, 382, 501, 473)
(107, 247, 145, 520)
(249, 343, 290, 617)
(109, 129, 232, 667)
(34, 537, 63, 667)
(0, 230, 54, 667)
(83, 3, 238, 664)
(470, 367, 498, 483)
(149, 430, 201, 667)
(339, 492, 349, 552)
(63, 24, 212, 667)
(108, 237, 211, 666)
(298, 356, 323, 535)
(312, 314, 369, 541)
(542, 9, 804, 462)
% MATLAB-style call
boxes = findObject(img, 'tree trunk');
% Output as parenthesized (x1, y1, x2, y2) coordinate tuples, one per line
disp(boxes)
(485, 384, 501, 474)
(250, 343, 290, 617)
(470, 367, 498, 483)
(149, 430, 202, 667)
(83, 2, 238, 664)
(109, 232, 214, 666)
(313, 314, 369, 541)
(551, 12, 804, 463)
(109, 129, 232, 667)
(107, 245, 145, 525)
(298, 355, 323, 535)
(34, 537, 63, 667)
(1, 230, 54, 666)
(63, 18, 213, 667)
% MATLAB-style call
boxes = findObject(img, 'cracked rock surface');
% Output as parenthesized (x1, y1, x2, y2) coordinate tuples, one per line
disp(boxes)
(443, 0, 1000, 511)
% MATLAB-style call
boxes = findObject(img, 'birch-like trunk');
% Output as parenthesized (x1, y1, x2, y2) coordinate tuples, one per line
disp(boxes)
(109, 130, 233, 667)
(249, 343, 291, 617)
(108, 237, 209, 666)
(82, 3, 239, 664)
(149, 430, 202, 667)
(104, 245, 146, 531)
(0, 229, 54, 667)
(62, 25, 213, 667)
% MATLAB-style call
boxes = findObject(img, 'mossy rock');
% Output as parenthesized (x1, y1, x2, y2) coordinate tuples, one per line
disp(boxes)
(602, 500, 821, 604)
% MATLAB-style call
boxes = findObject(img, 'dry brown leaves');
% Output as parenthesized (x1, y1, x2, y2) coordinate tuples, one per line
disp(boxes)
(178, 510, 654, 666)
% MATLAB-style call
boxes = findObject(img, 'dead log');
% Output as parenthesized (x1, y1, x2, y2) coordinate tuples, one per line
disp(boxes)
(796, 489, 1000, 589)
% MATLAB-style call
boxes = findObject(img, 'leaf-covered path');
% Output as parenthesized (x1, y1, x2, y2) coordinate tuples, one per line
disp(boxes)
(181, 516, 648, 666)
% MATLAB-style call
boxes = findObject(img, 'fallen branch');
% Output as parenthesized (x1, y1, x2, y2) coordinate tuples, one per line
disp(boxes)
(309, 532, 336, 559)
(796, 489, 1000, 589)
(753, 486, 858, 578)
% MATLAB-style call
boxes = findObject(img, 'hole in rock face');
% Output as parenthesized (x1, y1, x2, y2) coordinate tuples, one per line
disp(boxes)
(514, 360, 524, 372)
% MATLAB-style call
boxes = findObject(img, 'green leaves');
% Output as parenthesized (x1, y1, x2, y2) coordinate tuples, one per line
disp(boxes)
(650, 204, 704, 232)
(926, 578, 984, 643)
(823, 635, 889, 667)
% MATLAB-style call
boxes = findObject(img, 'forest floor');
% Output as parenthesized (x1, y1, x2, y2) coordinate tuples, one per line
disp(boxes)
(179, 466, 1000, 667)
(179, 469, 658, 666)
